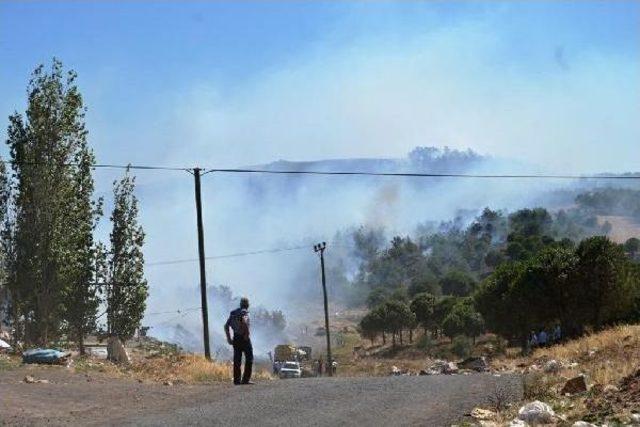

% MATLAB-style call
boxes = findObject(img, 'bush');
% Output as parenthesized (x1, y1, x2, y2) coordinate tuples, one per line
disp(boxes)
(522, 371, 554, 400)
(451, 335, 472, 358)
(416, 334, 434, 351)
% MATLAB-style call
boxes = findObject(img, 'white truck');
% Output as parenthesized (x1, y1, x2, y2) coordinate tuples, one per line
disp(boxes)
(278, 361, 302, 379)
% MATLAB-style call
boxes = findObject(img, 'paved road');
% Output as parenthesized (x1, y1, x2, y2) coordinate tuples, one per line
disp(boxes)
(130, 374, 522, 427)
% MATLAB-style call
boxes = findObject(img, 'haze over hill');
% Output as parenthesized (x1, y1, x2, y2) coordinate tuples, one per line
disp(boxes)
(148, 146, 639, 355)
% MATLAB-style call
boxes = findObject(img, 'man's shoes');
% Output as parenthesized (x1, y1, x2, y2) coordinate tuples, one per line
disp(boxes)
(241, 381, 255, 385)
(233, 382, 241, 386)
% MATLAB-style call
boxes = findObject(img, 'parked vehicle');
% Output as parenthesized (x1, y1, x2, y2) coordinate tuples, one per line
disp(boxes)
(278, 361, 302, 379)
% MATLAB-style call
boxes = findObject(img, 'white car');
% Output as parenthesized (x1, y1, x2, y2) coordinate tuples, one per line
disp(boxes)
(278, 361, 302, 379)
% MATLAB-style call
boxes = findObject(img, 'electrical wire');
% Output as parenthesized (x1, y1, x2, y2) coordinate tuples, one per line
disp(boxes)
(1, 159, 639, 179)
(146, 244, 311, 266)
(202, 168, 640, 180)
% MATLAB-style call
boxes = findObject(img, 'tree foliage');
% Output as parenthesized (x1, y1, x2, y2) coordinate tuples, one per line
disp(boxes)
(106, 171, 148, 341)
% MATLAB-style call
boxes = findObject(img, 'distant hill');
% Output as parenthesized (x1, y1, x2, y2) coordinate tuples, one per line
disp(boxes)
(251, 146, 490, 174)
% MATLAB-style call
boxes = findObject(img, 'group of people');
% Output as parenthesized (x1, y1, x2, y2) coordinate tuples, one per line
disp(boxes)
(528, 324, 562, 349)
(312, 359, 336, 376)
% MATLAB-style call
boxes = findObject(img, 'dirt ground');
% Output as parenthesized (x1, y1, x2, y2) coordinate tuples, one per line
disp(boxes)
(0, 363, 230, 426)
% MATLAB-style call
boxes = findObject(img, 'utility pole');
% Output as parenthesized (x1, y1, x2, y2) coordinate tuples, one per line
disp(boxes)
(314, 242, 332, 376)
(193, 168, 211, 360)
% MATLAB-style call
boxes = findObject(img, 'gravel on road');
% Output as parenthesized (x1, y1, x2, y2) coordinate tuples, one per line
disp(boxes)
(131, 374, 522, 427)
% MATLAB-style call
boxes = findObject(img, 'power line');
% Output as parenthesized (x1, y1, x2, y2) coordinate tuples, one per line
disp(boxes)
(204, 168, 640, 180)
(146, 245, 311, 266)
(145, 306, 202, 316)
(1, 159, 639, 179)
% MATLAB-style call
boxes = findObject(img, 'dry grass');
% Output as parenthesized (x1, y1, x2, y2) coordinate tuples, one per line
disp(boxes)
(74, 353, 273, 384)
(529, 324, 640, 387)
(491, 324, 640, 424)
(130, 354, 273, 384)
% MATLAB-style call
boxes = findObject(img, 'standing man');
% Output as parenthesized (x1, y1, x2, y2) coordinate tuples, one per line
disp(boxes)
(224, 297, 253, 385)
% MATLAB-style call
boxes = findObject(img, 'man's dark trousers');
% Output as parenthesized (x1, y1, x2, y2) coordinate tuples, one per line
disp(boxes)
(233, 338, 253, 384)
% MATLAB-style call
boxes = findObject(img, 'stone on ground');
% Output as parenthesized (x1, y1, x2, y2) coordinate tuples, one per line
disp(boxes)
(561, 375, 588, 395)
(517, 400, 555, 424)
(107, 336, 130, 364)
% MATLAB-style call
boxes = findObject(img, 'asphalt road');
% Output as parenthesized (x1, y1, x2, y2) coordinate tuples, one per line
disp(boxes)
(129, 374, 522, 427)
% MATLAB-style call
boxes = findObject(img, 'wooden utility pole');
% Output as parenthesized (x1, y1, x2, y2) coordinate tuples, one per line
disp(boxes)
(314, 242, 332, 376)
(193, 168, 211, 360)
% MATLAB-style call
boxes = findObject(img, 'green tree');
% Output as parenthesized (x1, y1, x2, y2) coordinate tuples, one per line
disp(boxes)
(474, 262, 532, 349)
(574, 236, 634, 329)
(409, 292, 435, 333)
(106, 171, 148, 341)
(379, 299, 416, 347)
(431, 295, 458, 338)
(440, 270, 476, 297)
(5, 60, 99, 345)
(359, 309, 384, 345)
(442, 298, 484, 342)
(61, 143, 103, 354)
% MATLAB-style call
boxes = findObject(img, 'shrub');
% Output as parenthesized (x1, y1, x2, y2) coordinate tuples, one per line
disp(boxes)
(416, 334, 434, 351)
(451, 335, 472, 358)
(522, 371, 554, 400)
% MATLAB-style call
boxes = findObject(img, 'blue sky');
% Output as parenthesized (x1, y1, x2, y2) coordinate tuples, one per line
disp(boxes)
(1, 1, 639, 171)
(2, 1, 639, 335)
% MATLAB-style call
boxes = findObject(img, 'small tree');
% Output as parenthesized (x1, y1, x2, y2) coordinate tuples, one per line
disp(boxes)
(410, 292, 435, 334)
(106, 171, 148, 341)
(432, 295, 457, 338)
(442, 299, 484, 342)
(380, 299, 416, 347)
(359, 310, 381, 345)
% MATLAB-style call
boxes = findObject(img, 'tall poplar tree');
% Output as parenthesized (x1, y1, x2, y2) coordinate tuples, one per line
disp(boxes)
(5, 59, 101, 345)
(107, 171, 148, 341)
(62, 146, 103, 353)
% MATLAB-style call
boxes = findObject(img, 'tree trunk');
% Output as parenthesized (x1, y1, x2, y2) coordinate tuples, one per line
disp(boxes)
(382, 332, 386, 345)
(392, 333, 396, 347)
(79, 331, 85, 355)
(399, 330, 403, 345)
(409, 329, 413, 343)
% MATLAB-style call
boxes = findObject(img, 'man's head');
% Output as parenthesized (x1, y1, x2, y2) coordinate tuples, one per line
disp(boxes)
(240, 297, 249, 309)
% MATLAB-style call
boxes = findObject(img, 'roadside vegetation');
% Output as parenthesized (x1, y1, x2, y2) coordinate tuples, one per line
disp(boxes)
(0, 60, 148, 353)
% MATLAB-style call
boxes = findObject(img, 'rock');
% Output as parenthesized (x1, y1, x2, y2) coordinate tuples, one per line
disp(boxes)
(561, 375, 588, 395)
(23, 375, 48, 384)
(603, 384, 619, 394)
(163, 380, 173, 386)
(390, 366, 401, 376)
(107, 336, 130, 364)
(572, 422, 596, 427)
(508, 419, 528, 426)
(630, 413, 640, 424)
(459, 356, 488, 372)
(424, 360, 446, 375)
(543, 359, 561, 374)
(443, 362, 458, 375)
(470, 408, 496, 421)
(418, 369, 429, 376)
(518, 400, 555, 424)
